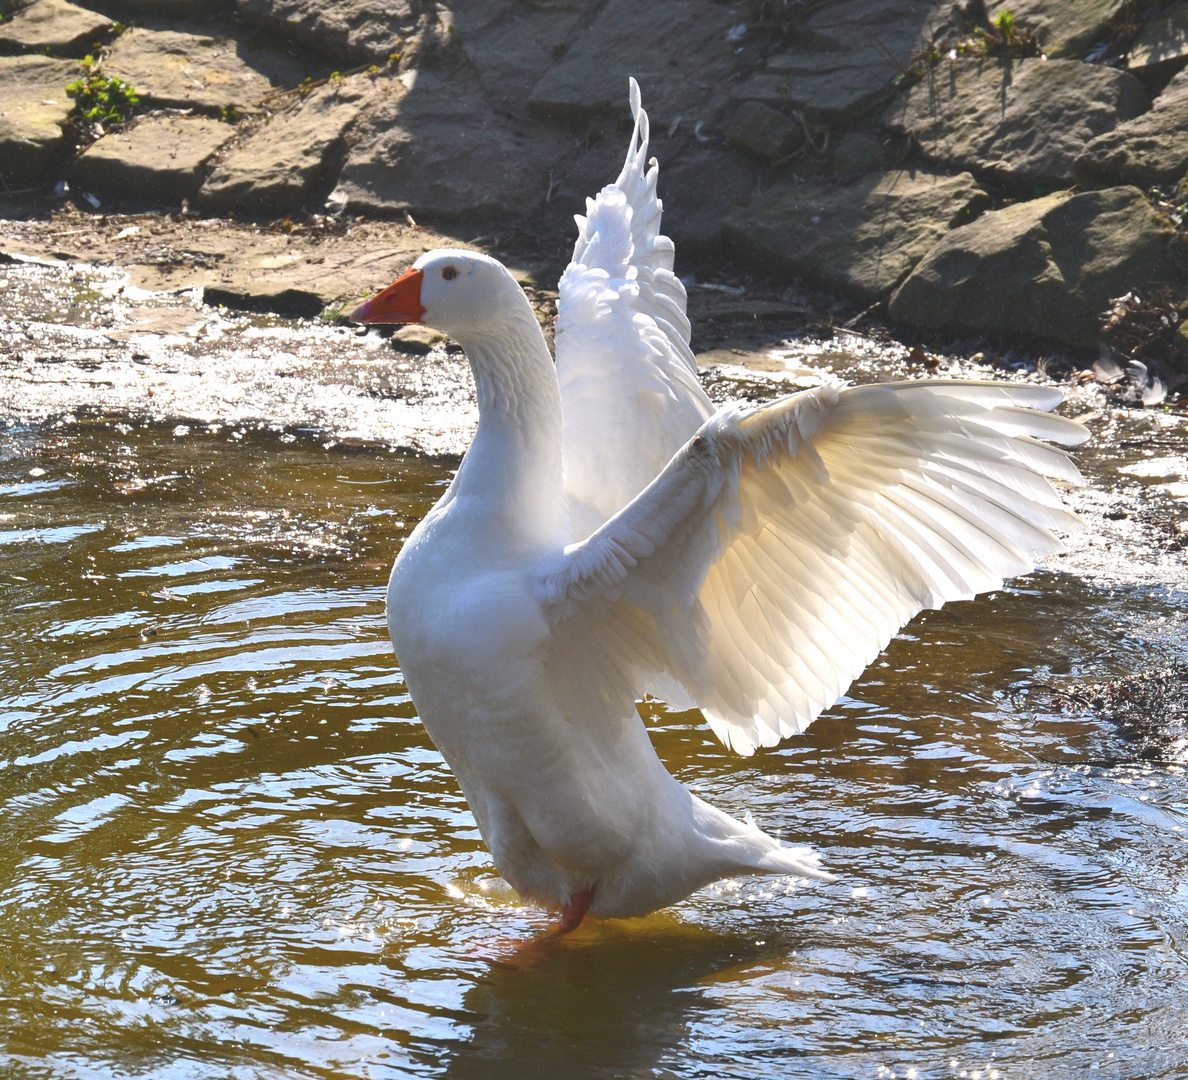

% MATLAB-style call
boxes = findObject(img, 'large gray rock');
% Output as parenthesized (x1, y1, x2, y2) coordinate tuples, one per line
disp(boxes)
(0, 55, 77, 186)
(526, 0, 737, 126)
(649, 145, 756, 252)
(734, 54, 897, 126)
(452, 0, 599, 117)
(732, 0, 941, 124)
(237, 1, 600, 113)
(235, 0, 427, 65)
(0, 0, 113, 57)
(334, 68, 571, 221)
(235, 0, 425, 66)
(531, 129, 757, 254)
(985, 0, 1128, 59)
(727, 100, 803, 163)
(70, 115, 234, 202)
(827, 130, 893, 178)
(197, 78, 366, 214)
(889, 187, 1188, 348)
(91, 0, 232, 11)
(1077, 68, 1188, 187)
(103, 27, 308, 112)
(801, 0, 941, 53)
(724, 169, 990, 303)
(1127, 2, 1188, 72)
(884, 58, 1148, 187)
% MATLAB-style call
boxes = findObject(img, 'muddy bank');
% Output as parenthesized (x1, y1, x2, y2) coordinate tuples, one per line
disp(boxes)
(1, 207, 492, 317)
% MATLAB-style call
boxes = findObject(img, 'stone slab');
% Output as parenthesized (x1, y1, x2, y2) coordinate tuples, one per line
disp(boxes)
(389, 323, 446, 354)
(98, 0, 232, 11)
(802, 0, 940, 48)
(724, 169, 990, 303)
(525, 0, 737, 127)
(235, 0, 422, 65)
(649, 145, 757, 253)
(884, 58, 1148, 187)
(197, 77, 366, 215)
(0, 0, 113, 57)
(202, 282, 325, 317)
(70, 115, 234, 203)
(1078, 67, 1188, 187)
(727, 100, 802, 162)
(452, 0, 598, 117)
(734, 57, 895, 126)
(102, 26, 308, 112)
(0, 54, 78, 186)
(736, 0, 941, 124)
(827, 130, 893, 178)
(889, 186, 1188, 348)
(335, 69, 571, 221)
(1128, 2, 1188, 72)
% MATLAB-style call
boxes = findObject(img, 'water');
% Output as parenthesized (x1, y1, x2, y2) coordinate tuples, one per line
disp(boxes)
(2, 261, 1188, 1079)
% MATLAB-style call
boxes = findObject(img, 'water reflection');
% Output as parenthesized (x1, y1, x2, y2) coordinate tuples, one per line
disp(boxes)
(444, 923, 764, 1080)
(0, 419, 1186, 1079)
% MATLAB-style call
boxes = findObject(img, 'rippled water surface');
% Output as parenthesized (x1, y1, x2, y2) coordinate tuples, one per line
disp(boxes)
(3, 270, 1188, 1078)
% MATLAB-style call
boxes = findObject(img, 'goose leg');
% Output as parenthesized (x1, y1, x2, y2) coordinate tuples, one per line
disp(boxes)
(558, 888, 594, 934)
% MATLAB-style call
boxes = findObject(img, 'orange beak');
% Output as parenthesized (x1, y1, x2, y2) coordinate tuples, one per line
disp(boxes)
(350, 267, 425, 324)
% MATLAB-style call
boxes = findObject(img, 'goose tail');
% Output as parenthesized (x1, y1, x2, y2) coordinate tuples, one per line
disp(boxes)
(694, 798, 836, 883)
(753, 841, 835, 882)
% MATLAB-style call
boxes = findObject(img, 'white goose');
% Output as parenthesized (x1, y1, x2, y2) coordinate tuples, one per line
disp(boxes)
(352, 80, 1086, 932)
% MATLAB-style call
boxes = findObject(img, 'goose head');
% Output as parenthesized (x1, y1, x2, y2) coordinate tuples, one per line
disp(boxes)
(350, 249, 526, 340)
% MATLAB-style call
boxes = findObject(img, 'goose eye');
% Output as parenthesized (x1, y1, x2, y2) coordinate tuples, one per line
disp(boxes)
(442, 266, 458, 281)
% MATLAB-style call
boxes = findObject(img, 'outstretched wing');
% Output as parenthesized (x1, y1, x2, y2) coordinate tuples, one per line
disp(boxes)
(556, 77, 713, 540)
(537, 380, 1087, 755)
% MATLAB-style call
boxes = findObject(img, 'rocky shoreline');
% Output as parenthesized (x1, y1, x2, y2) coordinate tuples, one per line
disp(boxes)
(2, 0, 1188, 399)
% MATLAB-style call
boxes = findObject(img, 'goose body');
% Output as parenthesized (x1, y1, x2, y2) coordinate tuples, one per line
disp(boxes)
(353, 81, 1087, 927)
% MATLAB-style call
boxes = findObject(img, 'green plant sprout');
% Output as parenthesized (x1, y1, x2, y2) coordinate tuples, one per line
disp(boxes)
(65, 56, 141, 125)
(994, 10, 1017, 40)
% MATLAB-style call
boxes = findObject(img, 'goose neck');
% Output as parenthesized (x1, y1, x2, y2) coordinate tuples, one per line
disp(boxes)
(452, 314, 566, 543)
(459, 320, 559, 428)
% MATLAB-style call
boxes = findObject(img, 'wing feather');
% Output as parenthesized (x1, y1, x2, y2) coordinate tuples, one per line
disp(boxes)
(556, 77, 713, 538)
(538, 380, 1087, 756)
